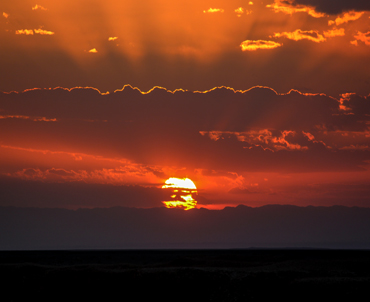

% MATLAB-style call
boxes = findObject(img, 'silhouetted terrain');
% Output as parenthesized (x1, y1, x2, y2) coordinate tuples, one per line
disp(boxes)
(1, 249, 370, 301)
(1, 205, 370, 249)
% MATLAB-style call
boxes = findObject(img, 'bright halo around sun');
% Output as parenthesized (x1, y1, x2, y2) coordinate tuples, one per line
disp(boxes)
(162, 177, 197, 210)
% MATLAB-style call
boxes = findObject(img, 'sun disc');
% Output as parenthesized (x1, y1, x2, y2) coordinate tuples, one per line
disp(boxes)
(162, 177, 197, 190)
(162, 177, 197, 210)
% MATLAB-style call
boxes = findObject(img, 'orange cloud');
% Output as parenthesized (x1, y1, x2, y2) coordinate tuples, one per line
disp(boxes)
(0, 115, 57, 122)
(339, 145, 370, 150)
(34, 29, 55, 35)
(108, 37, 118, 41)
(235, 7, 252, 16)
(15, 29, 34, 35)
(203, 8, 224, 13)
(32, 4, 48, 11)
(266, 0, 326, 18)
(3, 12, 9, 18)
(302, 131, 315, 141)
(240, 40, 282, 51)
(338, 93, 353, 111)
(0, 144, 165, 185)
(15, 28, 54, 35)
(238, 130, 308, 151)
(200, 130, 308, 151)
(88, 48, 98, 53)
(323, 28, 345, 38)
(273, 29, 326, 43)
(354, 31, 370, 45)
(235, 7, 244, 16)
(13, 168, 78, 181)
(328, 11, 364, 26)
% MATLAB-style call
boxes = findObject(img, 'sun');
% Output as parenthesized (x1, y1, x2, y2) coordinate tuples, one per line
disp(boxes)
(162, 177, 197, 210)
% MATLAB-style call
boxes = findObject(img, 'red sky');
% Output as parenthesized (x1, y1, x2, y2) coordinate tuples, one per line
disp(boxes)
(1, 0, 370, 209)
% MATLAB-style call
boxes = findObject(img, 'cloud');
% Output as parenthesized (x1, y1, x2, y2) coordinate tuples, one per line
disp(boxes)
(15, 29, 34, 35)
(32, 4, 48, 11)
(323, 28, 345, 38)
(234, 7, 252, 17)
(235, 7, 244, 16)
(0, 115, 57, 122)
(340, 92, 370, 115)
(34, 29, 55, 35)
(1, 86, 369, 176)
(302, 131, 316, 141)
(3, 12, 9, 18)
(266, 0, 326, 18)
(273, 29, 326, 43)
(203, 8, 224, 13)
(200, 130, 310, 151)
(0, 86, 369, 209)
(339, 145, 370, 150)
(240, 40, 282, 51)
(12, 168, 79, 181)
(15, 29, 55, 35)
(0, 143, 166, 185)
(328, 11, 364, 25)
(353, 31, 370, 45)
(291, 0, 370, 15)
(88, 48, 98, 53)
(1, 1, 369, 96)
(108, 37, 118, 41)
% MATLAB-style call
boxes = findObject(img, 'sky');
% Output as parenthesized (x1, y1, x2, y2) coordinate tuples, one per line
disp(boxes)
(1, 0, 370, 210)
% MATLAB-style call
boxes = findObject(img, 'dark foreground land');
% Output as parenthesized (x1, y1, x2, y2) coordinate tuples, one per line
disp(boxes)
(1, 249, 370, 301)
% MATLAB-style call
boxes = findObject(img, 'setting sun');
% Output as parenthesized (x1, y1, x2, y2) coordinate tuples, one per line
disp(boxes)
(162, 178, 197, 210)
(1, 0, 370, 252)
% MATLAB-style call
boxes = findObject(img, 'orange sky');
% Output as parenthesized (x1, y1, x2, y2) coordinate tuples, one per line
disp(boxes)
(1, 1, 370, 209)
(1, 0, 370, 95)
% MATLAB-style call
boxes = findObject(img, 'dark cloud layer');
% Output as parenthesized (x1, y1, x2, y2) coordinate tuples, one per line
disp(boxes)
(294, 0, 370, 14)
(1, 87, 369, 174)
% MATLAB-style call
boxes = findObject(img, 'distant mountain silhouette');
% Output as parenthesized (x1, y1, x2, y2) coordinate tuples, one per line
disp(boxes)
(1, 205, 370, 250)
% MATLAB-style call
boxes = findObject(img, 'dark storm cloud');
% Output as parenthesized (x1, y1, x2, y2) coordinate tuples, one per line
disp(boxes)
(293, 0, 370, 14)
(0, 87, 343, 129)
(341, 93, 370, 115)
(0, 87, 369, 173)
